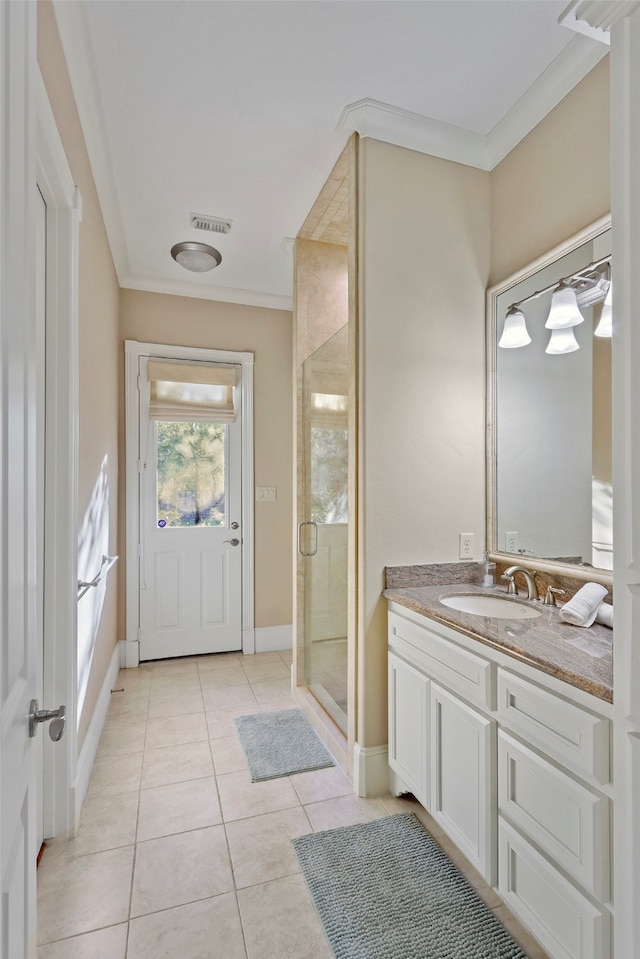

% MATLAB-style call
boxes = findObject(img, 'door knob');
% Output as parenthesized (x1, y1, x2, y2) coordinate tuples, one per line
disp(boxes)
(223, 538, 240, 546)
(29, 700, 66, 741)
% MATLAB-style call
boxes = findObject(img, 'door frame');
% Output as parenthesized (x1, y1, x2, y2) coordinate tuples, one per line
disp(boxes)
(125, 340, 255, 666)
(36, 71, 81, 839)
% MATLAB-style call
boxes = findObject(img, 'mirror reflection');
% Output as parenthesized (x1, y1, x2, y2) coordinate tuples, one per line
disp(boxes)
(490, 224, 612, 572)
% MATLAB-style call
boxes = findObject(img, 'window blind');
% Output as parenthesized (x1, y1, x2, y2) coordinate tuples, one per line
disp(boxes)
(147, 360, 238, 423)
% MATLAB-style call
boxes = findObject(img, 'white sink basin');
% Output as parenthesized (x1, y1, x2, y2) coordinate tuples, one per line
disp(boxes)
(439, 594, 541, 619)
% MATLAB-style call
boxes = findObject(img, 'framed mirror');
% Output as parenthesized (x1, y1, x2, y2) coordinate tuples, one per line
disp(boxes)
(487, 216, 612, 582)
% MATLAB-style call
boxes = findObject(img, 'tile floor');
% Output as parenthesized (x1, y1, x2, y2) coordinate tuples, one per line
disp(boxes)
(37, 650, 550, 959)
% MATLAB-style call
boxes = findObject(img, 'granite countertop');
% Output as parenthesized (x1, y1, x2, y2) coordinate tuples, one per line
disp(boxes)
(383, 582, 613, 703)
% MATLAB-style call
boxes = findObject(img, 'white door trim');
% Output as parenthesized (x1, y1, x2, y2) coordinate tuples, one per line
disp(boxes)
(125, 340, 255, 666)
(36, 70, 82, 839)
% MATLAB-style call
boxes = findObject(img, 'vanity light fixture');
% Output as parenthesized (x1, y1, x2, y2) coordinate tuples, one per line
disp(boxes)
(594, 283, 612, 338)
(545, 280, 584, 329)
(170, 241, 222, 273)
(545, 326, 580, 355)
(498, 306, 531, 348)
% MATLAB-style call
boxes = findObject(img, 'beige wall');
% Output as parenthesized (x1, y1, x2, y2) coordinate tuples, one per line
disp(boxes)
(119, 291, 293, 632)
(38, 1, 121, 749)
(294, 239, 349, 366)
(358, 139, 491, 746)
(490, 56, 610, 287)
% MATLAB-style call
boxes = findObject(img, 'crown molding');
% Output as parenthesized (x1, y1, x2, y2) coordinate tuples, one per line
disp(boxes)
(559, 0, 640, 44)
(120, 274, 293, 312)
(338, 34, 607, 173)
(52, 0, 130, 279)
(337, 99, 491, 170)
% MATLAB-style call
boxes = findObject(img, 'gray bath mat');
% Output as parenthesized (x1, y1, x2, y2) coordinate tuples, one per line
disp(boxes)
(234, 708, 334, 782)
(293, 812, 527, 959)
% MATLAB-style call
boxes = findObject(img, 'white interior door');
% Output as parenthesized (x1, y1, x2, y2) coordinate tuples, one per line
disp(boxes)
(1, 4, 38, 954)
(35, 185, 46, 856)
(138, 359, 243, 660)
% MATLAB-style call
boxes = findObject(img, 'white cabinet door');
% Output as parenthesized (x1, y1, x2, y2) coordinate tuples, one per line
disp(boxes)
(388, 652, 429, 805)
(430, 683, 495, 883)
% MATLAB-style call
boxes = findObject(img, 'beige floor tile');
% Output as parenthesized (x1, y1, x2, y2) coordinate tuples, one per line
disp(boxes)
(250, 678, 292, 704)
(127, 893, 247, 959)
(150, 658, 199, 677)
(87, 750, 143, 798)
(149, 673, 203, 695)
(278, 649, 293, 665)
(290, 764, 352, 805)
(36, 923, 128, 959)
(144, 711, 208, 750)
(197, 651, 242, 672)
(303, 794, 388, 832)
(107, 696, 149, 725)
(217, 770, 300, 822)
(71, 790, 139, 856)
(237, 874, 332, 959)
(248, 692, 296, 712)
(202, 683, 258, 712)
(137, 777, 222, 841)
(98, 720, 147, 756)
(210, 734, 248, 775)
(131, 825, 233, 917)
(244, 651, 286, 664)
(240, 660, 291, 682)
(141, 740, 213, 788)
(38, 846, 133, 944)
(225, 806, 312, 888)
(147, 690, 205, 721)
(198, 667, 249, 689)
(205, 702, 267, 740)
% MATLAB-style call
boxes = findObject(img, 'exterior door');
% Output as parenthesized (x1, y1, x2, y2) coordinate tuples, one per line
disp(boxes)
(138, 357, 243, 660)
(1, 3, 38, 954)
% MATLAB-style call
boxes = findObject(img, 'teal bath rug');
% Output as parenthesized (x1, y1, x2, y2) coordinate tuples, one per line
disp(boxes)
(234, 708, 334, 782)
(293, 812, 527, 959)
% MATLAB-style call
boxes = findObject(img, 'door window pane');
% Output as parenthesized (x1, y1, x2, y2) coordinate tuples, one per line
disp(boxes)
(156, 421, 226, 527)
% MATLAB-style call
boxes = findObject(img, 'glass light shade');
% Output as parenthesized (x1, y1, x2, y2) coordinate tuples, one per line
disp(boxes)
(545, 326, 580, 354)
(545, 281, 584, 329)
(594, 283, 612, 337)
(498, 307, 531, 348)
(171, 242, 222, 273)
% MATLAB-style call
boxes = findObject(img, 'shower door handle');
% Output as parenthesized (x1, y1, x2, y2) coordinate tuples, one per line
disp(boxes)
(297, 521, 318, 557)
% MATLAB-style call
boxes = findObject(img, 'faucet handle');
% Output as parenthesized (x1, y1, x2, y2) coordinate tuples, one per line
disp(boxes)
(543, 586, 565, 607)
(501, 573, 518, 595)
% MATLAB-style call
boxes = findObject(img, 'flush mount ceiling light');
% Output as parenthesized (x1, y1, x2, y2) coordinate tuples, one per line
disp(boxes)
(594, 282, 612, 338)
(545, 326, 580, 355)
(498, 306, 531, 348)
(171, 241, 222, 273)
(545, 280, 584, 329)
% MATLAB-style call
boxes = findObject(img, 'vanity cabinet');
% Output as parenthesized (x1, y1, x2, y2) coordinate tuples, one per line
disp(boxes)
(388, 603, 612, 959)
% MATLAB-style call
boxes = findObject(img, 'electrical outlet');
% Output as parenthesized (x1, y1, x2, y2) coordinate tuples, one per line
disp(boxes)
(505, 531, 519, 553)
(459, 533, 474, 559)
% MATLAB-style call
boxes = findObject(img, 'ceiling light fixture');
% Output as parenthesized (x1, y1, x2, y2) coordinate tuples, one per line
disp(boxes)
(545, 280, 584, 329)
(594, 283, 612, 338)
(545, 326, 580, 355)
(498, 306, 531, 348)
(171, 241, 222, 273)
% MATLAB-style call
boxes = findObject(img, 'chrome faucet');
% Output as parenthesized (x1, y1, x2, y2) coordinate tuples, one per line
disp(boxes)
(502, 565, 539, 600)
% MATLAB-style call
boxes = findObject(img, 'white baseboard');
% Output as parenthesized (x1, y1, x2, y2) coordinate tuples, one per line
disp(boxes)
(254, 624, 292, 653)
(73, 640, 123, 832)
(353, 742, 389, 798)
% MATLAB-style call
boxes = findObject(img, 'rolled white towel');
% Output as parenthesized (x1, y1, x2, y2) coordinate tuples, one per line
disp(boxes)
(595, 603, 613, 628)
(559, 583, 608, 627)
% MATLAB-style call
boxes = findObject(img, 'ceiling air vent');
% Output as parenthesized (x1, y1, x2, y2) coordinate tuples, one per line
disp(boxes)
(190, 213, 233, 235)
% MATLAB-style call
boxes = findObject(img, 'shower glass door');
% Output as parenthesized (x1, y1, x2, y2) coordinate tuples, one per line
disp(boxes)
(299, 325, 349, 733)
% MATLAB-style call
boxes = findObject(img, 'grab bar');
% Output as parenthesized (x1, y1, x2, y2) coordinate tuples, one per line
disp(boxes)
(77, 554, 118, 600)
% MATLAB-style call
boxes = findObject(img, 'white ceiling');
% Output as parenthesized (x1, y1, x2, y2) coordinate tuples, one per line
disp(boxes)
(52, 1, 605, 311)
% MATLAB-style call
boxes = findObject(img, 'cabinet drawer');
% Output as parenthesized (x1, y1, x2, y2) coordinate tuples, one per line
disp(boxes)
(498, 731, 610, 901)
(496, 670, 610, 784)
(388, 611, 492, 709)
(499, 820, 610, 959)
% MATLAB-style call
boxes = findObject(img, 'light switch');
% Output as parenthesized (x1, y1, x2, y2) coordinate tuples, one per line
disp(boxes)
(256, 487, 276, 502)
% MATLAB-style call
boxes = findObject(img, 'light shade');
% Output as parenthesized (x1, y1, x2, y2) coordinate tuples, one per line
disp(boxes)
(545, 326, 580, 354)
(545, 281, 584, 329)
(498, 307, 531, 348)
(594, 283, 612, 338)
(171, 241, 222, 273)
